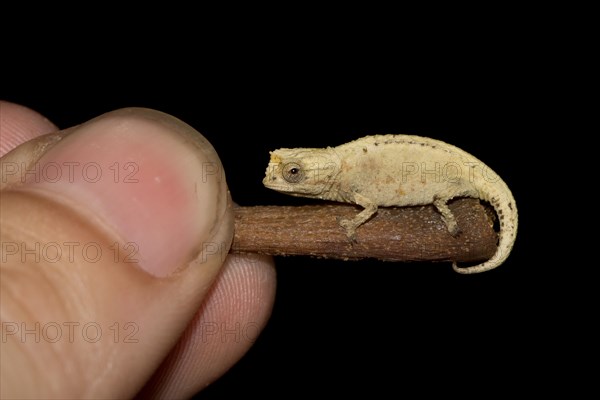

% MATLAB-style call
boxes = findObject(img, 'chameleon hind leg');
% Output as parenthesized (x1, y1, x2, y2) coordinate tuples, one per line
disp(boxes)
(433, 196, 459, 236)
(432, 188, 480, 236)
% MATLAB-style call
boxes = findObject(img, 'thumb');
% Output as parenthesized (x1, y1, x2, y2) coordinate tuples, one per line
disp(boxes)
(0, 108, 233, 398)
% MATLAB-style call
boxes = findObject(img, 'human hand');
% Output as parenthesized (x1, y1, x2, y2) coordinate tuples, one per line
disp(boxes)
(0, 102, 276, 398)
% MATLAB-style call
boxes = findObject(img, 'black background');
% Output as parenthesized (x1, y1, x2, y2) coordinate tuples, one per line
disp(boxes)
(2, 28, 565, 397)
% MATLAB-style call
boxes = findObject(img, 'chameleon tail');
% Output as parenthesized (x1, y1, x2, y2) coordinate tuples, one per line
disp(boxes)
(453, 182, 518, 274)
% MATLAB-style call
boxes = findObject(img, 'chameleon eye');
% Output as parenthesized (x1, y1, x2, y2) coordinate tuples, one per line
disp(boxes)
(283, 162, 304, 183)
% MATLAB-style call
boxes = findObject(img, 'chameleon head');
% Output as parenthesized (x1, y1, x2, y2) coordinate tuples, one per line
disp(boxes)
(263, 148, 340, 197)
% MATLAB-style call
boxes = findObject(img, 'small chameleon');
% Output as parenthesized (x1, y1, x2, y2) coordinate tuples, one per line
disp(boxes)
(262, 134, 517, 274)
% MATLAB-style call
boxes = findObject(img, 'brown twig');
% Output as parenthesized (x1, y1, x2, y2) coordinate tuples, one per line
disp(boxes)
(231, 198, 497, 263)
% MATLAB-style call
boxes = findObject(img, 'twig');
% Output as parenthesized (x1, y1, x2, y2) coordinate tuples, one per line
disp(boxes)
(231, 198, 497, 263)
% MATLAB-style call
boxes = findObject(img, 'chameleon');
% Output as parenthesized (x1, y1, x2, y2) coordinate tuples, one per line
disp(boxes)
(262, 134, 517, 274)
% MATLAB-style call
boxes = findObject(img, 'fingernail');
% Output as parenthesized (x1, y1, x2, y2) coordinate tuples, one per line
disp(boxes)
(15, 108, 229, 277)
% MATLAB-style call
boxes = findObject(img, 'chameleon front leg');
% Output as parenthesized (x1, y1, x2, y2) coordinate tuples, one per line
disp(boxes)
(339, 192, 378, 239)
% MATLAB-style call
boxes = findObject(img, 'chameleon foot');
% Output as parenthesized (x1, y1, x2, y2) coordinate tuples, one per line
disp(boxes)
(339, 218, 358, 242)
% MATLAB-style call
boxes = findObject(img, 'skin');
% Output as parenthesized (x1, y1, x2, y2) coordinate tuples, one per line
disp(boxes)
(0, 101, 276, 398)
(263, 134, 518, 274)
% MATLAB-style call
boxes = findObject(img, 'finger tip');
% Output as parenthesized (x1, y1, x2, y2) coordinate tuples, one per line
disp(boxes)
(0, 101, 58, 157)
(14, 108, 232, 277)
